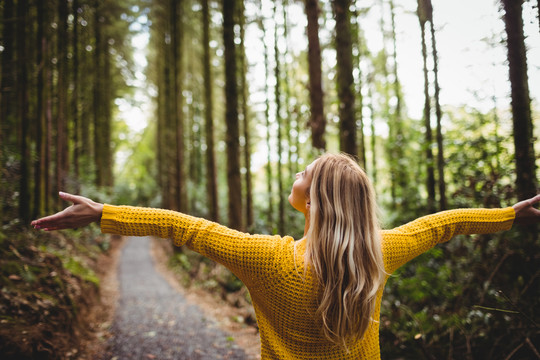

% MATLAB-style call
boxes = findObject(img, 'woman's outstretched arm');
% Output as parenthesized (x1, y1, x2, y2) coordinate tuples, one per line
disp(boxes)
(31, 192, 103, 231)
(381, 194, 540, 274)
(31, 192, 288, 288)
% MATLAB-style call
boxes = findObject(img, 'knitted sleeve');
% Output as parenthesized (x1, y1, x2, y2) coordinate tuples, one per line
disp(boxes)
(381, 207, 515, 274)
(100, 204, 288, 287)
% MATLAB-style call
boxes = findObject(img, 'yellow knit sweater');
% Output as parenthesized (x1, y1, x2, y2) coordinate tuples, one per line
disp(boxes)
(100, 205, 515, 359)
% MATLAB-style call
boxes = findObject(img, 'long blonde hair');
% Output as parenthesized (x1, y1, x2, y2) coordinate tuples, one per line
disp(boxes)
(304, 153, 386, 348)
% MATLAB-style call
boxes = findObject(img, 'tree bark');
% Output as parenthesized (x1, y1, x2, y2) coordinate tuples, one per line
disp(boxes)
(171, 0, 187, 212)
(305, 0, 326, 151)
(259, 15, 274, 230)
(223, 0, 243, 231)
(418, 0, 436, 212)
(57, 0, 69, 197)
(72, 0, 81, 192)
(351, 5, 366, 168)
(0, 0, 15, 171)
(0, 0, 15, 223)
(274, 1, 285, 234)
(333, 0, 357, 157)
(17, 0, 30, 223)
(390, 0, 409, 205)
(239, 0, 253, 230)
(34, 0, 47, 219)
(502, 0, 537, 202)
(93, 0, 104, 187)
(427, 5, 447, 211)
(202, 0, 219, 222)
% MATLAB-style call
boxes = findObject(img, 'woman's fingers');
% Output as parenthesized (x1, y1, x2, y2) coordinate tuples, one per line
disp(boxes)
(59, 191, 85, 204)
(32, 210, 68, 229)
(32, 192, 96, 230)
(513, 194, 540, 225)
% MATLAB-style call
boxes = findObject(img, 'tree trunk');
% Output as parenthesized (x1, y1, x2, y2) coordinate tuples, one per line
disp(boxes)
(332, 0, 358, 156)
(239, 0, 253, 230)
(171, 0, 187, 212)
(259, 15, 273, 231)
(202, 0, 219, 222)
(103, 40, 113, 188)
(418, 0, 436, 212)
(368, 81, 377, 184)
(333, 0, 357, 157)
(72, 0, 81, 192)
(57, 0, 69, 197)
(223, 0, 243, 230)
(93, 0, 104, 187)
(17, 0, 30, 224)
(351, 5, 366, 168)
(0, 0, 14, 222)
(34, 0, 47, 220)
(45, 30, 53, 214)
(0, 0, 15, 169)
(427, 6, 447, 211)
(378, 0, 397, 204)
(274, 1, 285, 234)
(390, 0, 408, 205)
(305, 0, 326, 151)
(283, 0, 295, 183)
(502, 0, 537, 203)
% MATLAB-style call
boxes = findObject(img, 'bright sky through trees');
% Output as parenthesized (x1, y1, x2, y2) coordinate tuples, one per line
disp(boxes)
(120, 0, 539, 143)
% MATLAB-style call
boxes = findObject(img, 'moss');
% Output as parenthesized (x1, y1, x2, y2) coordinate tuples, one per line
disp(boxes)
(62, 257, 100, 287)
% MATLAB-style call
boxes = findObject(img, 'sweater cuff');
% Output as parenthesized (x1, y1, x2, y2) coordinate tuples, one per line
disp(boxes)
(100, 203, 121, 234)
(499, 206, 516, 231)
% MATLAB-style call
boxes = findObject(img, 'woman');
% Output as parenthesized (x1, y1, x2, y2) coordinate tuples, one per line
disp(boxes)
(32, 153, 539, 359)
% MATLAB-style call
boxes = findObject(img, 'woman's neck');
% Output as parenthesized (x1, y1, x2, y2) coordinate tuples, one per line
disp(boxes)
(303, 216, 310, 237)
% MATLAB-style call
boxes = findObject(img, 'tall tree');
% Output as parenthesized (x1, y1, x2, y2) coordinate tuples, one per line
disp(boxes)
(223, 0, 243, 230)
(274, 1, 285, 234)
(202, 0, 219, 222)
(93, 0, 105, 187)
(171, 0, 187, 212)
(282, 0, 295, 177)
(238, 0, 253, 230)
(72, 0, 81, 192)
(259, 14, 274, 230)
(0, 0, 15, 160)
(333, 0, 357, 157)
(57, 0, 69, 200)
(367, 78, 377, 184)
(305, 0, 326, 151)
(351, 3, 366, 168)
(426, 0, 446, 210)
(17, 0, 30, 223)
(34, 0, 47, 219)
(417, 0, 436, 212)
(502, 0, 537, 203)
(1, 0, 16, 222)
(389, 0, 409, 207)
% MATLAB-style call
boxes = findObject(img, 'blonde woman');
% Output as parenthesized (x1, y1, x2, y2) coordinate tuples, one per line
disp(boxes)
(32, 153, 540, 359)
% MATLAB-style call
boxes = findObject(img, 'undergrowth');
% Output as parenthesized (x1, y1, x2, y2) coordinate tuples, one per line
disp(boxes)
(0, 225, 109, 359)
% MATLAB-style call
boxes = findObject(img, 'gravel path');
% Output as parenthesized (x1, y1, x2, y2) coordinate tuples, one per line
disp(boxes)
(99, 236, 249, 360)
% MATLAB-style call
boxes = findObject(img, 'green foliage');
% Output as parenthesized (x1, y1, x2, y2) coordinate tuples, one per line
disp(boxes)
(113, 120, 160, 207)
(378, 106, 539, 358)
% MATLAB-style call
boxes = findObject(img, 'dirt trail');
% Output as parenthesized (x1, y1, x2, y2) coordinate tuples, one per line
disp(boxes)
(97, 236, 255, 360)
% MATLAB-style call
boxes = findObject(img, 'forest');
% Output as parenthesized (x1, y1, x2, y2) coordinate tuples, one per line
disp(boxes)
(1, 0, 539, 358)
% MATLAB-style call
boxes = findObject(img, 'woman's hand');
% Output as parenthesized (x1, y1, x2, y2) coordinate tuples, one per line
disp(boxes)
(31, 192, 104, 231)
(512, 194, 540, 226)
